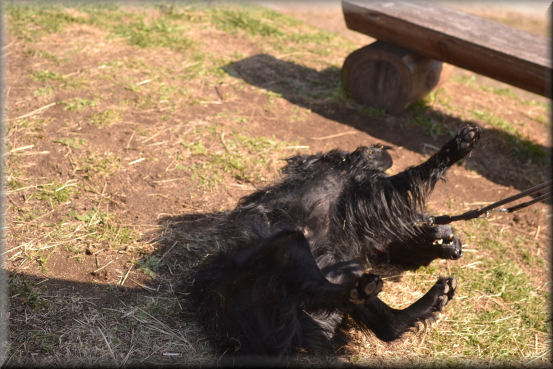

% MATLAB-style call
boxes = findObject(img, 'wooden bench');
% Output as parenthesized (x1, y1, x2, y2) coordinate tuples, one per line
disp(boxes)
(341, 0, 551, 114)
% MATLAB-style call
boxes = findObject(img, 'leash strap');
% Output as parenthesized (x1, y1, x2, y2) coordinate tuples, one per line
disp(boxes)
(429, 180, 552, 225)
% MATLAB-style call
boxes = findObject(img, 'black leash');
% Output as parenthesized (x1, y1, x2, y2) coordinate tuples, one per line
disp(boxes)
(428, 180, 552, 226)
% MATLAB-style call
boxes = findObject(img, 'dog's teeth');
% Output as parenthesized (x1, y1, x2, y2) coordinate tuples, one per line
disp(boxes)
(436, 239, 444, 245)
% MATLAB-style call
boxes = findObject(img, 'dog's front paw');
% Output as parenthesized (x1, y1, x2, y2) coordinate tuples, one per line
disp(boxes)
(349, 273, 383, 304)
(429, 276, 456, 312)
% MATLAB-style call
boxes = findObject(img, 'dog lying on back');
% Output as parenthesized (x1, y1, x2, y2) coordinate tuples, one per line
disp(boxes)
(191, 125, 480, 359)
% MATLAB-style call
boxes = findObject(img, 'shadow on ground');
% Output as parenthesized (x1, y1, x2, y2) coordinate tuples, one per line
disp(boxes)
(5, 212, 343, 366)
(222, 54, 551, 192)
(5, 214, 226, 366)
(5, 267, 211, 366)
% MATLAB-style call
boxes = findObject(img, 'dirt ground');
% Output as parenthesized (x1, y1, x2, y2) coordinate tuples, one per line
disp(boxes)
(2, 1, 551, 367)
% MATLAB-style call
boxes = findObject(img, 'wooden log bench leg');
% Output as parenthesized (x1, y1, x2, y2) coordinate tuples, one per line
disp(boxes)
(341, 41, 448, 114)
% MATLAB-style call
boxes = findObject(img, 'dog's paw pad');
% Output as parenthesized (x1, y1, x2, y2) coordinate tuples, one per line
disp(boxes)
(457, 125, 481, 151)
(431, 276, 456, 312)
(349, 289, 364, 305)
(349, 274, 383, 304)
(460, 126, 480, 143)
(442, 125, 481, 163)
(437, 295, 448, 309)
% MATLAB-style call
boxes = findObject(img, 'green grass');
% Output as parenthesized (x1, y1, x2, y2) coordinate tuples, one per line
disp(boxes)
(6, 4, 86, 41)
(62, 97, 96, 111)
(65, 208, 139, 252)
(179, 3, 354, 61)
(9, 1, 353, 108)
(210, 7, 288, 38)
(33, 86, 54, 97)
(111, 17, 193, 50)
(136, 255, 161, 278)
(408, 97, 454, 139)
(30, 69, 65, 83)
(89, 109, 121, 127)
(179, 125, 294, 187)
(78, 151, 121, 179)
(429, 219, 549, 361)
(410, 113, 450, 139)
(452, 75, 549, 112)
(7, 117, 50, 136)
(206, 4, 337, 48)
(470, 109, 547, 163)
(8, 274, 48, 312)
(54, 137, 88, 149)
(24, 48, 60, 63)
(411, 84, 549, 164)
(34, 180, 78, 205)
(30, 69, 90, 90)
(369, 217, 551, 365)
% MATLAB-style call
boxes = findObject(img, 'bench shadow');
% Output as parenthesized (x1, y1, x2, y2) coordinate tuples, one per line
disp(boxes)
(222, 53, 551, 192)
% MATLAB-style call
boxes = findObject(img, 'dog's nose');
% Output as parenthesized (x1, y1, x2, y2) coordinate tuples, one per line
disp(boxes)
(451, 246, 462, 259)
(439, 241, 463, 260)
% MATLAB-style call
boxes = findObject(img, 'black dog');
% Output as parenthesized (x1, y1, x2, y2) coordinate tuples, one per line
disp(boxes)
(190, 125, 480, 359)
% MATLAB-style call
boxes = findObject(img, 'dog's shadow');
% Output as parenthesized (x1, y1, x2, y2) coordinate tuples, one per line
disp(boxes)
(149, 212, 228, 288)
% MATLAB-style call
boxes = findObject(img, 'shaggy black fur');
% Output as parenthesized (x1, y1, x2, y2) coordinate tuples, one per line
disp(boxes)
(190, 125, 480, 360)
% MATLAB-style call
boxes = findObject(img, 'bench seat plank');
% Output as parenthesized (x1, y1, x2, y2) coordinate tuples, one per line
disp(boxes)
(342, 0, 550, 96)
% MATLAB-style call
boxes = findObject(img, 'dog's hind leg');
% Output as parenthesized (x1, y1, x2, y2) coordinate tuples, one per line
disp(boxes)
(350, 276, 456, 341)
(258, 232, 385, 314)
(390, 125, 480, 196)
(193, 230, 387, 356)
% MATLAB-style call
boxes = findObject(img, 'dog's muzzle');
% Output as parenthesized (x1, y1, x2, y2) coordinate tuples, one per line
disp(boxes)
(433, 235, 463, 259)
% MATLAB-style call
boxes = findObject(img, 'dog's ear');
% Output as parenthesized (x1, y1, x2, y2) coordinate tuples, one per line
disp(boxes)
(374, 144, 393, 151)
(368, 144, 394, 171)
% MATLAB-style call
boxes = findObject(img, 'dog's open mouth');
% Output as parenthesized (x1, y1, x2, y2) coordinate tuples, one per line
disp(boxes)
(432, 234, 454, 246)
(433, 234, 462, 259)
